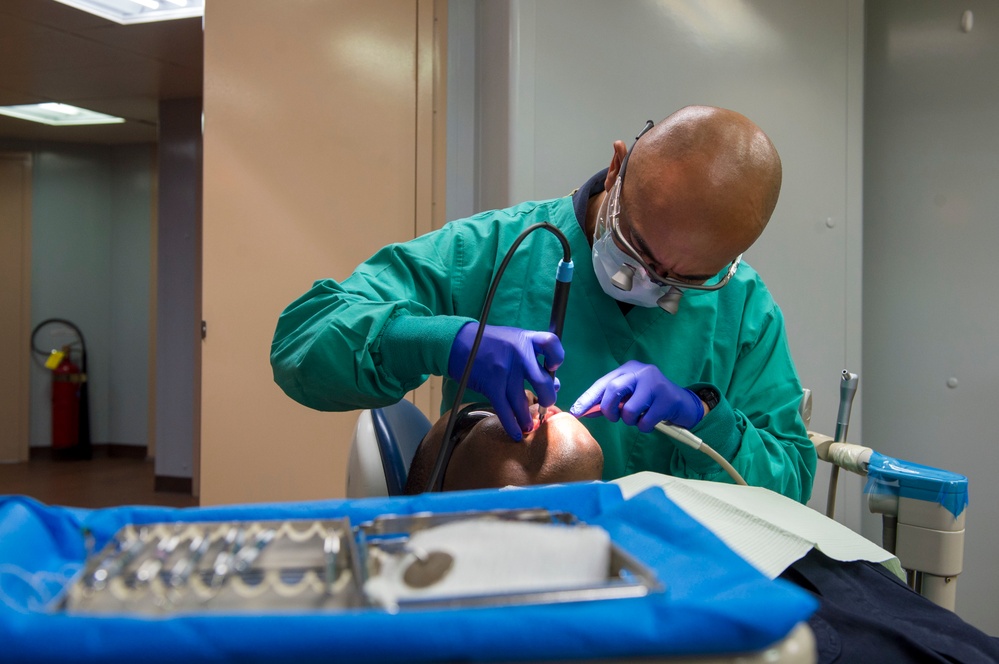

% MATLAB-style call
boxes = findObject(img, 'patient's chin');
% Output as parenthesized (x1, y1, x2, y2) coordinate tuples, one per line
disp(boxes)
(538, 412, 595, 443)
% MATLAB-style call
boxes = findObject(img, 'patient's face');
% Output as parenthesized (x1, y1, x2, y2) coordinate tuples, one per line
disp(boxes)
(406, 393, 604, 494)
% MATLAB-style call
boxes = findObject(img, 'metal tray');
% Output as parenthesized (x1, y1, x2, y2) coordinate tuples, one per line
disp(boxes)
(61, 517, 362, 615)
(357, 507, 664, 611)
(59, 508, 663, 615)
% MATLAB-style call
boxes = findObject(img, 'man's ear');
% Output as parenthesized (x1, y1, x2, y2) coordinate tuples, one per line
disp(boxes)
(604, 140, 628, 191)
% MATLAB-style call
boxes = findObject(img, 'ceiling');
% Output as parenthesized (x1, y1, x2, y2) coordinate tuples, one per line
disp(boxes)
(0, 0, 203, 144)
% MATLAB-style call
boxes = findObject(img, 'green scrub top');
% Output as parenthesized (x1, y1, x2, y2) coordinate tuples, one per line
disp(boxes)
(271, 196, 816, 503)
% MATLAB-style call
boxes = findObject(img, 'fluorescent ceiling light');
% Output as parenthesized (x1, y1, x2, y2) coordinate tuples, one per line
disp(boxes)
(0, 103, 125, 126)
(52, 0, 203, 24)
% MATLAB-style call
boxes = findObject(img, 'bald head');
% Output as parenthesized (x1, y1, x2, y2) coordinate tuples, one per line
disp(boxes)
(636, 106, 781, 222)
(404, 398, 604, 494)
(609, 106, 782, 280)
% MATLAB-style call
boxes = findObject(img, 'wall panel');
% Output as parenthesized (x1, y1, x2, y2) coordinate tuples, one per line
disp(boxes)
(472, 0, 865, 527)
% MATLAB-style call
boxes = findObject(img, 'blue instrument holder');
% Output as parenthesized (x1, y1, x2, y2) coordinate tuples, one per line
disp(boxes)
(864, 451, 969, 518)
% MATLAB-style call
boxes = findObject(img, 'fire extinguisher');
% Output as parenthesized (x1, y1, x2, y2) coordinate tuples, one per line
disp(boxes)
(31, 319, 92, 460)
(51, 347, 82, 450)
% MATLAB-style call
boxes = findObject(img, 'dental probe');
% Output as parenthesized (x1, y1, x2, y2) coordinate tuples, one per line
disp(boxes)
(537, 258, 574, 427)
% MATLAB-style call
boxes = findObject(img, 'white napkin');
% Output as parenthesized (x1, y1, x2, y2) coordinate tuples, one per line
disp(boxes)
(364, 519, 611, 609)
(614, 471, 897, 579)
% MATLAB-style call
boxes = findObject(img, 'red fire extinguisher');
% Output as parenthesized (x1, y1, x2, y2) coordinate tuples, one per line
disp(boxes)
(51, 346, 83, 449)
(32, 319, 92, 460)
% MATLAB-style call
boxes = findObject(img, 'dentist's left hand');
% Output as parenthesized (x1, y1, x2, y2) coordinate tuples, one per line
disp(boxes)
(448, 322, 564, 441)
(570, 360, 704, 432)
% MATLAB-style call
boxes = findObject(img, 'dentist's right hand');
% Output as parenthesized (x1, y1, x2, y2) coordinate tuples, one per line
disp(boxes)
(448, 322, 564, 441)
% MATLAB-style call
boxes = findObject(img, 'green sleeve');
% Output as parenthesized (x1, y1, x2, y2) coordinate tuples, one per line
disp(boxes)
(270, 220, 496, 411)
(673, 307, 817, 503)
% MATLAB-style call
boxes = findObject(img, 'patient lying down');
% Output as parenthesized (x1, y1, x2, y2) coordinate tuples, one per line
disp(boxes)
(403, 394, 999, 663)
(404, 393, 603, 494)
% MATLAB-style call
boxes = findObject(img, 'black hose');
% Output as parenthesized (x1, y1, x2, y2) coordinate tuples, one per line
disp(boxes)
(425, 222, 571, 493)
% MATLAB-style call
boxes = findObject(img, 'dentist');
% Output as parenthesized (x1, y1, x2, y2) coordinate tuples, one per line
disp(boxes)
(271, 105, 816, 502)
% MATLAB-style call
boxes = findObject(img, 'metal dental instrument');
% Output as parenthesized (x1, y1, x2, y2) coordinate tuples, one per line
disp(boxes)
(166, 533, 210, 589)
(232, 528, 275, 575)
(826, 370, 859, 519)
(323, 530, 341, 595)
(209, 526, 246, 589)
(134, 532, 182, 586)
(86, 528, 151, 591)
(538, 258, 574, 427)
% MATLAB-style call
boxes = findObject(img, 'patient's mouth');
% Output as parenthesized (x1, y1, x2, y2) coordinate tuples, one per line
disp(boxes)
(529, 404, 563, 430)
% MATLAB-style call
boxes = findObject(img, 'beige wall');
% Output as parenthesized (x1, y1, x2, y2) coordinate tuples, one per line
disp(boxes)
(0, 153, 31, 463)
(201, 0, 445, 504)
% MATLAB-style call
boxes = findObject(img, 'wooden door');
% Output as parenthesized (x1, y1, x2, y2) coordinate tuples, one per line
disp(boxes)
(200, 0, 445, 504)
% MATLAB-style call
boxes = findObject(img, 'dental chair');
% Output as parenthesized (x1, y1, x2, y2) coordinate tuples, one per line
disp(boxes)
(347, 384, 970, 613)
(346, 399, 431, 498)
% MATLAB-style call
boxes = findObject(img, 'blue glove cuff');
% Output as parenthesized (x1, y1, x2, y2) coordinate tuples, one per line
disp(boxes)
(447, 321, 477, 380)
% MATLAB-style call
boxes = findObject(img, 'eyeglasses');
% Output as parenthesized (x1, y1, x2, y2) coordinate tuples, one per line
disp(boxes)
(608, 120, 742, 292)
(451, 404, 494, 443)
(439, 403, 494, 485)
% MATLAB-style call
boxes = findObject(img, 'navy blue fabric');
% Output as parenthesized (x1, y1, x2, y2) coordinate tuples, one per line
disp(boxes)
(371, 399, 432, 495)
(781, 549, 999, 664)
(0, 483, 816, 663)
(570, 168, 609, 233)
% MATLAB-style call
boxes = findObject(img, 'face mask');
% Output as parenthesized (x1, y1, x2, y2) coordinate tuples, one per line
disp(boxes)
(591, 185, 682, 310)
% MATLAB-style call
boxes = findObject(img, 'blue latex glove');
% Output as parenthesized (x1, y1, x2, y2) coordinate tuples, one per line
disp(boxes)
(569, 360, 704, 432)
(448, 322, 564, 441)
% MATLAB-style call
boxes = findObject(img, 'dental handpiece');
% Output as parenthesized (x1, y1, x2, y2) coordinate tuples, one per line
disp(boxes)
(538, 259, 573, 426)
(826, 370, 859, 519)
(835, 371, 859, 443)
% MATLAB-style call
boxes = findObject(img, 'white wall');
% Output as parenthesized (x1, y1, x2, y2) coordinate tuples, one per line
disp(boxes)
(15, 142, 153, 450)
(459, 0, 866, 529)
(864, 0, 998, 634)
(109, 146, 153, 447)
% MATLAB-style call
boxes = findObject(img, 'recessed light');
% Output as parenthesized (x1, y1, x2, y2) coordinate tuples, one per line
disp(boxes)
(0, 103, 125, 126)
(52, 0, 203, 25)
